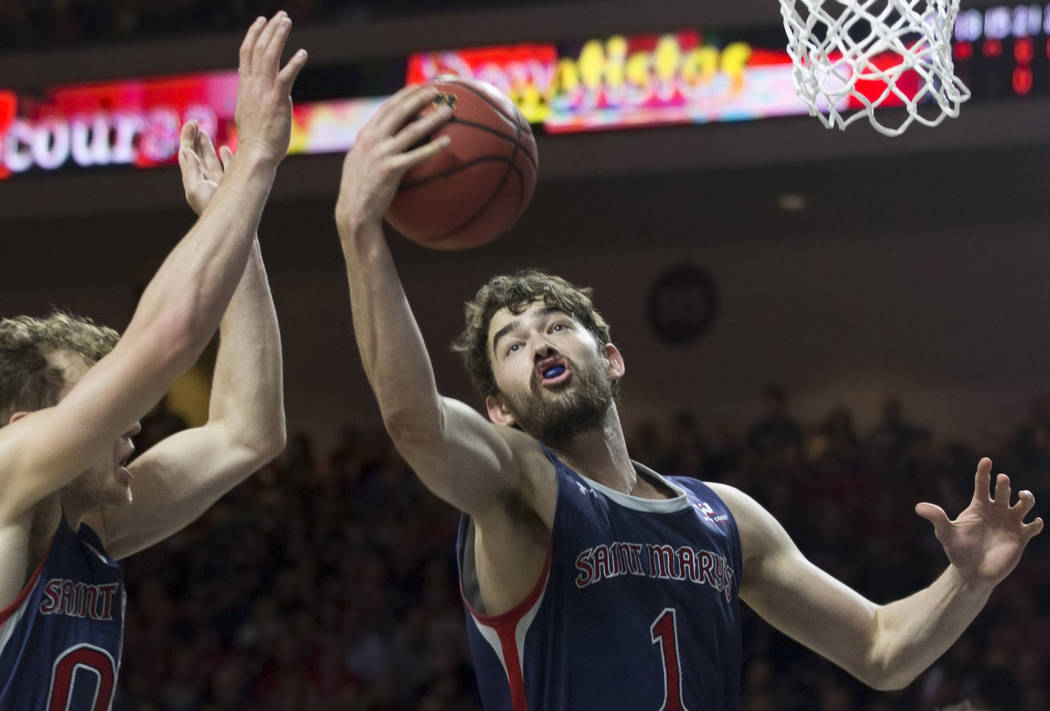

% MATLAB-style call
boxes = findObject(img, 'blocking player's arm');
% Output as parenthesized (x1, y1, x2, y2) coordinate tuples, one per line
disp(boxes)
(711, 460, 1041, 691)
(86, 121, 284, 558)
(87, 239, 285, 560)
(0, 15, 304, 522)
(334, 86, 533, 518)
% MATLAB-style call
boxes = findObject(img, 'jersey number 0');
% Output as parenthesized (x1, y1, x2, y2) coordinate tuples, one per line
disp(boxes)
(46, 643, 117, 711)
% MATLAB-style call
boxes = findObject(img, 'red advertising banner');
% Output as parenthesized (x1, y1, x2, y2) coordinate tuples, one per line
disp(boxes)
(0, 72, 237, 179)
(0, 91, 16, 179)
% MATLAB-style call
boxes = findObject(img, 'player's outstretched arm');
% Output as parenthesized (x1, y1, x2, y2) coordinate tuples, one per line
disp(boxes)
(334, 86, 535, 518)
(711, 457, 1041, 691)
(85, 125, 286, 559)
(0, 14, 304, 522)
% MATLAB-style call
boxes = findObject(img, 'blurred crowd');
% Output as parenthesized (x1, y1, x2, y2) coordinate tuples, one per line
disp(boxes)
(0, 0, 590, 52)
(113, 389, 1050, 711)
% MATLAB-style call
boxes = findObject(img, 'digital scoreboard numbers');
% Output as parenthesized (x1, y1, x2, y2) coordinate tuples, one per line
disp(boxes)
(952, 4, 1050, 99)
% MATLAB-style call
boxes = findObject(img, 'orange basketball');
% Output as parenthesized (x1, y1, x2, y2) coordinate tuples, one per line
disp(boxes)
(385, 77, 539, 250)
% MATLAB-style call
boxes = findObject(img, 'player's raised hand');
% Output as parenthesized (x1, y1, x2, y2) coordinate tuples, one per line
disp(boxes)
(335, 85, 452, 233)
(178, 120, 234, 215)
(915, 457, 1043, 589)
(234, 12, 307, 167)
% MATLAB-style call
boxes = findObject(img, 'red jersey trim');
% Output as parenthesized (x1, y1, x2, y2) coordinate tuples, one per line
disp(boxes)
(464, 546, 551, 626)
(462, 547, 553, 711)
(0, 553, 48, 626)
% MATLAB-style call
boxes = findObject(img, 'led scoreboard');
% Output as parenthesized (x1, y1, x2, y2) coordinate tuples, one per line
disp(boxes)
(952, 4, 1050, 99)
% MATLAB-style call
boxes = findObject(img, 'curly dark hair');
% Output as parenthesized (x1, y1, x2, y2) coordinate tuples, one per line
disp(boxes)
(451, 269, 613, 398)
(0, 311, 119, 423)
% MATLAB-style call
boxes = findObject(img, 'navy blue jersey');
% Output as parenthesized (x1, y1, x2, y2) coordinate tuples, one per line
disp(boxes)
(457, 449, 743, 711)
(0, 516, 125, 710)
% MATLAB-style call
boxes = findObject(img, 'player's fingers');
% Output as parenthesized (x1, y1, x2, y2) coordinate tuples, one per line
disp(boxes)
(375, 85, 439, 138)
(357, 85, 428, 145)
(196, 129, 222, 177)
(390, 105, 453, 153)
(915, 502, 951, 538)
(390, 135, 450, 172)
(973, 457, 993, 503)
(178, 141, 202, 176)
(239, 16, 267, 73)
(993, 473, 1011, 507)
(259, 13, 293, 77)
(178, 148, 203, 196)
(179, 119, 198, 151)
(219, 145, 234, 172)
(1024, 517, 1044, 540)
(276, 48, 308, 95)
(251, 12, 286, 74)
(1013, 489, 1036, 515)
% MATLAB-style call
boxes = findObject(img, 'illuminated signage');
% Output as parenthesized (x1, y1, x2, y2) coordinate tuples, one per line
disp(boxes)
(407, 44, 558, 123)
(289, 97, 387, 155)
(406, 35, 809, 131)
(0, 91, 15, 179)
(0, 72, 237, 179)
(0, 71, 391, 180)
(543, 33, 792, 131)
(1, 7, 1045, 180)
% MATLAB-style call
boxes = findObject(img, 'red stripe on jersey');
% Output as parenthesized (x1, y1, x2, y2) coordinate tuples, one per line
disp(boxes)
(462, 547, 553, 711)
(0, 544, 52, 625)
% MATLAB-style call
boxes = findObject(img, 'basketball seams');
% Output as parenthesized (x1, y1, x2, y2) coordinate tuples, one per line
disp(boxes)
(442, 78, 541, 166)
(444, 117, 539, 171)
(431, 163, 523, 243)
(399, 155, 519, 191)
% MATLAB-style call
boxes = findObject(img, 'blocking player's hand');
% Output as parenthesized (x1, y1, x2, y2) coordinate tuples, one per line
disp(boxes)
(335, 85, 452, 234)
(233, 12, 307, 167)
(178, 120, 234, 216)
(915, 457, 1043, 590)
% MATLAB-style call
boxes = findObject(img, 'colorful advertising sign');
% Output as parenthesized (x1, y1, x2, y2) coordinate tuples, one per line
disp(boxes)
(0, 70, 390, 180)
(407, 44, 558, 123)
(404, 34, 935, 132)
(540, 33, 798, 131)
(405, 35, 801, 131)
(0, 72, 238, 179)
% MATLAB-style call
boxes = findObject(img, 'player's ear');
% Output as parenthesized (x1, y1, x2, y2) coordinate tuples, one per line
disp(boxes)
(7, 411, 29, 426)
(486, 394, 516, 426)
(603, 343, 625, 381)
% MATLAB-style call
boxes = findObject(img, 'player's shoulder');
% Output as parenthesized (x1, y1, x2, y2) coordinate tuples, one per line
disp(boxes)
(703, 482, 769, 526)
(493, 425, 554, 474)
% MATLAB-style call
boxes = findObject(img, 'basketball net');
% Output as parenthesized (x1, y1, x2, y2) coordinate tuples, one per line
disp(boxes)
(780, 0, 970, 136)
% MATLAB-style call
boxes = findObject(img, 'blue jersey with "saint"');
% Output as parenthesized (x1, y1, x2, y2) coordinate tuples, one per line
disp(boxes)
(457, 448, 743, 711)
(0, 515, 125, 711)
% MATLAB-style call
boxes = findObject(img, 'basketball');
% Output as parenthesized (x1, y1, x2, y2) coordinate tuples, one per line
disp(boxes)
(385, 77, 539, 250)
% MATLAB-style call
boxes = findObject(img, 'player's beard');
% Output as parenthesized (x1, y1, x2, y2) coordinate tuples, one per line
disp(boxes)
(499, 355, 614, 447)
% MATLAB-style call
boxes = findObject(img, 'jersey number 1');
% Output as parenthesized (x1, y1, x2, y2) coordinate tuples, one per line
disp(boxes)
(650, 607, 689, 711)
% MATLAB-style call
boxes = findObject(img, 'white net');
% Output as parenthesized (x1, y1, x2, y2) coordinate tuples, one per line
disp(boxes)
(780, 0, 971, 136)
